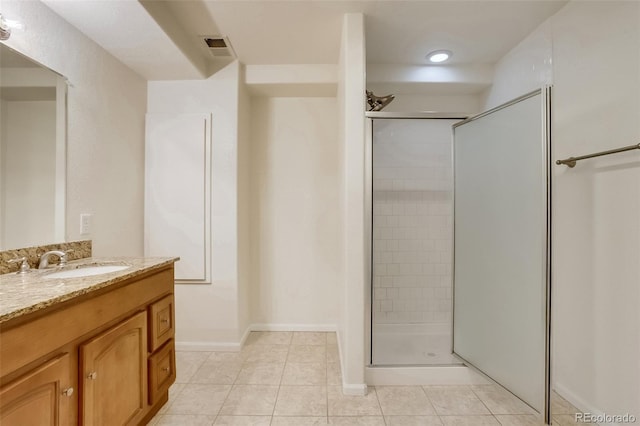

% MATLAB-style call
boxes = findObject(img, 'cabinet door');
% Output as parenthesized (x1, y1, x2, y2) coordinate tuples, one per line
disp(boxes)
(80, 312, 147, 426)
(0, 353, 73, 425)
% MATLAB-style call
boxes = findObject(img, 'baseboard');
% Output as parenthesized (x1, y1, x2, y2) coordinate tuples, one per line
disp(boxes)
(175, 341, 241, 352)
(554, 382, 596, 415)
(239, 325, 252, 348)
(342, 383, 368, 396)
(552, 382, 628, 425)
(334, 329, 368, 395)
(250, 323, 337, 332)
(176, 324, 338, 352)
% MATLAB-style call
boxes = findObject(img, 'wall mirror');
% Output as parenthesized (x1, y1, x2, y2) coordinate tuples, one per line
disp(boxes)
(0, 43, 67, 250)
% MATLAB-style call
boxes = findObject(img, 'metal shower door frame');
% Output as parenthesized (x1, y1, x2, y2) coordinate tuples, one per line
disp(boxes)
(451, 87, 552, 424)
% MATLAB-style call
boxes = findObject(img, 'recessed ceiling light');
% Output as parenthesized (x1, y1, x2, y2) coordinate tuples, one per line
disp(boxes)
(426, 50, 452, 63)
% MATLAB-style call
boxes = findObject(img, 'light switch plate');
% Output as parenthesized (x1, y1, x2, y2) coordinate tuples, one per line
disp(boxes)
(80, 213, 92, 235)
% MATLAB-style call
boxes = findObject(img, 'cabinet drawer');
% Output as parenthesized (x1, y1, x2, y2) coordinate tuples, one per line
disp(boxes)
(148, 295, 175, 352)
(148, 340, 175, 405)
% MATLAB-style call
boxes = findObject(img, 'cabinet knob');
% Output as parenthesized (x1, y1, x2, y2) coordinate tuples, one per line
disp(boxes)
(87, 372, 97, 380)
(162, 367, 170, 372)
(62, 387, 74, 397)
(160, 318, 169, 323)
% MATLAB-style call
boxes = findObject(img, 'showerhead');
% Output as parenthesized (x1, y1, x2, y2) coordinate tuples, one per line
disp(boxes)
(366, 90, 395, 111)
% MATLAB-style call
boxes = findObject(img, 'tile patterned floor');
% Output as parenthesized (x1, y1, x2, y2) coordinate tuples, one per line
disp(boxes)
(148, 332, 579, 426)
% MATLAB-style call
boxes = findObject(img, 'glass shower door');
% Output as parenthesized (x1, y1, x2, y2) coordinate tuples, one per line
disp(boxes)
(452, 89, 551, 419)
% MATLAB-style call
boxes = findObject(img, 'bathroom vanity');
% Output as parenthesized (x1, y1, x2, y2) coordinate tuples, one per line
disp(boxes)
(0, 257, 178, 425)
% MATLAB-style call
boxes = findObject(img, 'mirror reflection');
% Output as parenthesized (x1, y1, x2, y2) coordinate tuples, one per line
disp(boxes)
(0, 43, 66, 250)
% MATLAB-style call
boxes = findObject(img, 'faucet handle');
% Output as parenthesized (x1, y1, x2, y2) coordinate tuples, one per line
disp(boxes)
(8, 257, 31, 274)
(59, 250, 73, 266)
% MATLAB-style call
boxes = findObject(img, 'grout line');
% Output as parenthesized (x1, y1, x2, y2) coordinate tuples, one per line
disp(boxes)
(269, 334, 290, 423)
(419, 384, 439, 417)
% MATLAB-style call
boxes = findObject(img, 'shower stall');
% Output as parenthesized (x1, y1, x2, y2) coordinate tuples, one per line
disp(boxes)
(367, 88, 552, 422)
(370, 115, 463, 366)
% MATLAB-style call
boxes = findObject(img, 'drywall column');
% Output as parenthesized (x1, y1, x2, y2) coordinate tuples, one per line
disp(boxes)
(338, 13, 367, 395)
(147, 63, 243, 349)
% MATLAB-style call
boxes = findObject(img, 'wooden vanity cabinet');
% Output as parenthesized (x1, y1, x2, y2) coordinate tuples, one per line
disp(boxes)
(0, 264, 176, 426)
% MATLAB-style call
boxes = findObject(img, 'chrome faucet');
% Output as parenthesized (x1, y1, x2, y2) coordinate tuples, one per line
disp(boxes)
(38, 250, 72, 269)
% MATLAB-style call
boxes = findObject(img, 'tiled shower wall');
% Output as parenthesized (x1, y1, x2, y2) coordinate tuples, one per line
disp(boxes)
(372, 119, 456, 325)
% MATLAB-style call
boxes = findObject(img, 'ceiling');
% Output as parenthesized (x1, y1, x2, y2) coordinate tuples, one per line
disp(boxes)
(42, 0, 568, 80)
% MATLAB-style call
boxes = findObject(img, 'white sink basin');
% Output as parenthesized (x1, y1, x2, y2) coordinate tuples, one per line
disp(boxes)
(44, 264, 130, 279)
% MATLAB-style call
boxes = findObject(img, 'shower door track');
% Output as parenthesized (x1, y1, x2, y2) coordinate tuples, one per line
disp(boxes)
(366, 111, 469, 119)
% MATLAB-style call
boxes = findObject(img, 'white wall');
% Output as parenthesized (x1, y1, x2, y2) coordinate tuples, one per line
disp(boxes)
(1, 101, 56, 248)
(237, 65, 252, 341)
(551, 1, 639, 418)
(379, 94, 481, 114)
(338, 13, 367, 394)
(482, 20, 552, 109)
(2, 0, 147, 256)
(484, 0, 640, 418)
(147, 62, 244, 348)
(249, 97, 340, 329)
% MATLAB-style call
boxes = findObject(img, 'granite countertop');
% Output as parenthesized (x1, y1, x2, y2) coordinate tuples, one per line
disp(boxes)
(0, 257, 178, 325)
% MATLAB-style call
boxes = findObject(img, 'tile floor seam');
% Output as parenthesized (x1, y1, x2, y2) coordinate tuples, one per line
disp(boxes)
(372, 386, 390, 425)
(211, 381, 236, 423)
(269, 341, 290, 424)
(419, 384, 440, 415)
(470, 385, 498, 416)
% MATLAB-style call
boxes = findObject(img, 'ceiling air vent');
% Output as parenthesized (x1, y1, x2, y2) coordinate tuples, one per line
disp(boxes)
(203, 36, 236, 58)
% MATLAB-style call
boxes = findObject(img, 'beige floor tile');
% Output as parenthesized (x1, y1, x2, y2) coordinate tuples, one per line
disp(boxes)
(158, 383, 185, 414)
(207, 352, 248, 363)
(327, 345, 340, 363)
(175, 351, 212, 383)
(375, 386, 436, 416)
(495, 415, 545, 425)
(327, 333, 338, 346)
(552, 415, 581, 426)
(424, 385, 490, 416)
(213, 415, 272, 425)
(219, 385, 279, 416)
(244, 345, 290, 364)
(327, 362, 342, 385)
(166, 384, 231, 415)
(282, 362, 327, 385)
(147, 413, 161, 426)
(154, 414, 216, 425)
(271, 416, 329, 425)
(440, 415, 501, 425)
(190, 357, 243, 384)
(551, 392, 579, 415)
(385, 415, 443, 425)
(235, 361, 285, 385)
(274, 385, 328, 416)
(293, 332, 328, 345)
(327, 386, 382, 416)
(288, 345, 327, 363)
(471, 385, 536, 415)
(328, 417, 386, 425)
(245, 331, 293, 345)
